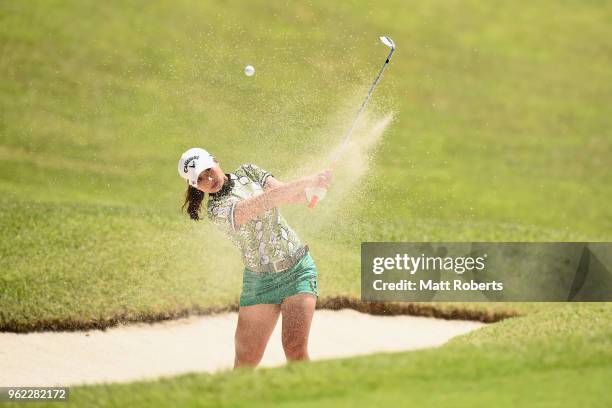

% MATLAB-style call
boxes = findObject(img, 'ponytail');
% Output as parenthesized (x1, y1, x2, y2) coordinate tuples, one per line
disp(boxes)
(182, 184, 205, 221)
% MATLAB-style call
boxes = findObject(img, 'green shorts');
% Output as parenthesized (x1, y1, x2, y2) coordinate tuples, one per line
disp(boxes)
(239, 252, 319, 307)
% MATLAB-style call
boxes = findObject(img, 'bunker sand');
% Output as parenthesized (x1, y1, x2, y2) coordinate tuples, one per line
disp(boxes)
(0, 309, 483, 386)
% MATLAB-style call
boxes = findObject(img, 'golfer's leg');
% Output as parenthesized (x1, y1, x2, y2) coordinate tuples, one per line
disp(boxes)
(280, 293, 316, 362)
(234, 304, 280, 369)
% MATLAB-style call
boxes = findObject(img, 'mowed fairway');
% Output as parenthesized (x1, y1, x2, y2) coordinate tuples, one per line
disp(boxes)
(1, 0, 611, 405)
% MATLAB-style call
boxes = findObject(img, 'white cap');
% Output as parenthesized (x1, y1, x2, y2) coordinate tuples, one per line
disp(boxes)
(177, 147, 215, 187)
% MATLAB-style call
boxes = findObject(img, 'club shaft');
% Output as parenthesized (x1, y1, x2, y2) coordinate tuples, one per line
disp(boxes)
(333, 50, 393, 162)
(308, 40, 395, 210)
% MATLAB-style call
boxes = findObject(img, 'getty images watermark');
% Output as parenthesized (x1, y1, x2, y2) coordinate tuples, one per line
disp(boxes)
(361, 243, 612, 302)
(371, 252, 501, 292)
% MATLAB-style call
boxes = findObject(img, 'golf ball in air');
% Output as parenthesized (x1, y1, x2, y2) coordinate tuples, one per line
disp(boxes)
(244, 65, 255, 76)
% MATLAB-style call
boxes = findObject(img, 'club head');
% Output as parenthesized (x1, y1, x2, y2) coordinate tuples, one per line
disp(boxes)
(379, 36, 395, 50)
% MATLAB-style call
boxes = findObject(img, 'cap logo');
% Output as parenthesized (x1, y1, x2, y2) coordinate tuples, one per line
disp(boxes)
(183, 155, 199, 173)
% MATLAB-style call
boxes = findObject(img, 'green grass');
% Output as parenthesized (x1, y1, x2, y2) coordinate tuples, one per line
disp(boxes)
(6, 303, 611, 407)
(2, 0, 611, 329)
(1, 0, 611, 405)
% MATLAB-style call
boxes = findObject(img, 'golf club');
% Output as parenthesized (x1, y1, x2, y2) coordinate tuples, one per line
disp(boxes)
(308, 35, 396, 209)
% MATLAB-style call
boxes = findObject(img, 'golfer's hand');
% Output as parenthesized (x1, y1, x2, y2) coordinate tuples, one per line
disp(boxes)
(314, 169, 333, 189)
(304, 169, 333, 207)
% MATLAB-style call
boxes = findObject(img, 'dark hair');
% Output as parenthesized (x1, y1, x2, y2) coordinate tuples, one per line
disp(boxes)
(182, 184, 205, 221)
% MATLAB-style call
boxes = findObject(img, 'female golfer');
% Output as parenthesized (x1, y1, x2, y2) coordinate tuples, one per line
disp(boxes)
(178, 147, 331, 368)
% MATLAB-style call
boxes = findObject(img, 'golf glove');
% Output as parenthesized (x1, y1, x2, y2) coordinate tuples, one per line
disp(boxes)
(305, 186, 327, 203)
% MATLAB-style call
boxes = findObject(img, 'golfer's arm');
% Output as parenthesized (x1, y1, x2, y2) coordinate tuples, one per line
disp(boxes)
(233, 177, 311, 226)
(264, 176, 284, 191)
